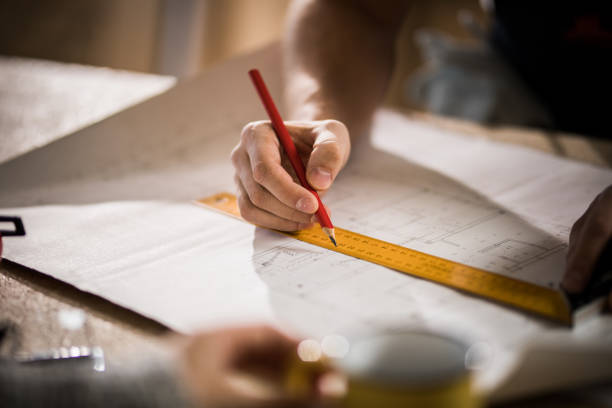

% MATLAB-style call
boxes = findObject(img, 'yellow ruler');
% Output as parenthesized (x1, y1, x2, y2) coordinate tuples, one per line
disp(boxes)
(197, 192, 572, 325)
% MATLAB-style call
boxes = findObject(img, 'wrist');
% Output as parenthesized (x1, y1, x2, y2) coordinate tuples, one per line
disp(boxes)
(284, 81, 368, 141)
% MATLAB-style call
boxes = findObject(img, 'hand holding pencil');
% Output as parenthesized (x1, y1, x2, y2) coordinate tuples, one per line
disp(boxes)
(231, 69, 350, 243)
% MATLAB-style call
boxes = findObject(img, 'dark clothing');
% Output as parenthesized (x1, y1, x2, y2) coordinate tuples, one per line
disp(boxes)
(492, 1, 612, 137)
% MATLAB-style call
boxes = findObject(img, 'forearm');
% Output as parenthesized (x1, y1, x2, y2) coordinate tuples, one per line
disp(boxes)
(283, 0, 408, 139)
(233, 0, 409, 228)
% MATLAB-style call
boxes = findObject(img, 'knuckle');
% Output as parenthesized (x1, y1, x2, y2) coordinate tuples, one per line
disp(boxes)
(240, 123, 255, 140)
(249, 188, 266, 208)
(323, 142, 342, 164)
(252, 125, 274, 143)
(252, 161, 270, 183)
(323, 119, 348, 134)
(241, 121, 270, 141)
(230, 145, 241, 165)
(237, 195, 254, 220)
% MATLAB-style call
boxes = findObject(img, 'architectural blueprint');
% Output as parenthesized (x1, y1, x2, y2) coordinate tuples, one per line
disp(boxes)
(1, 45, 611, 397)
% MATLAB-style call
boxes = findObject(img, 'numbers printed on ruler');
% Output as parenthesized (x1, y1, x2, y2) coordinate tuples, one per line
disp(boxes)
(197, 193, 572, 325)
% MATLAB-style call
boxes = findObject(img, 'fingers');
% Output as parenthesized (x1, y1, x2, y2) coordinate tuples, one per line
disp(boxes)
(217, 327, 314, 408)
(229, 326, 298, 365)
(305, 120, 350, 191)
(231, 119, 349, 230)
(244, 122, 318, 213)
(231, 122, 321, 230)
(236, 178, 313, 231)
(182, 326, 339, 408)
(563, 187, 612, 293)
(234, 150, 314, 224)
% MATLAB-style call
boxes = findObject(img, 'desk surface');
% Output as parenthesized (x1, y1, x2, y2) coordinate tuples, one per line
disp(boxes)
(1, 53, 611, 406)
(0, 56, 176, 368)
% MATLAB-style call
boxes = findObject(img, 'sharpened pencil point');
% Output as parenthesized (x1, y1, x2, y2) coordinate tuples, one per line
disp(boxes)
(322, 227, 337, 247)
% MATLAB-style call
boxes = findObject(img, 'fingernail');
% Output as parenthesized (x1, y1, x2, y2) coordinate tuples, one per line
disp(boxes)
(309, 167, 332, 189)
(296, 197, 317, 213)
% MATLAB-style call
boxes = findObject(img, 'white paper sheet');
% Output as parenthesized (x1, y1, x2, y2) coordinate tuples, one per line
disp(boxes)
(2, 45, 612, 399)
(0, 56, 175, 164)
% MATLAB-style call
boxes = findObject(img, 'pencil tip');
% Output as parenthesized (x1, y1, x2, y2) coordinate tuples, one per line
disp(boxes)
(322, 227, 337, 247)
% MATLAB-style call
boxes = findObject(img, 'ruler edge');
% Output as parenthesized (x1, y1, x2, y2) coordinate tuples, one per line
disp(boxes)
(290, 226, 572, 326)
(196, 193, 573, 326)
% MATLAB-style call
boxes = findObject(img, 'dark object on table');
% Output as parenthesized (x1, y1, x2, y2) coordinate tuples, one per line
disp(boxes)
(567, 241, 612, 311)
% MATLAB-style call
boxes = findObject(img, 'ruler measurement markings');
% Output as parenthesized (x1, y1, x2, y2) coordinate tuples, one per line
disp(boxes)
(196, 193, 572, 325)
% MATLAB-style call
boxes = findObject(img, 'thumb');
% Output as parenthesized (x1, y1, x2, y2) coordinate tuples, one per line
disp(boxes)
(306, 122, 350, 191)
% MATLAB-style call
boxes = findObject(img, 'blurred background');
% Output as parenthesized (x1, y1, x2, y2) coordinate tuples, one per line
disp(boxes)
(0, 0, 484, 108)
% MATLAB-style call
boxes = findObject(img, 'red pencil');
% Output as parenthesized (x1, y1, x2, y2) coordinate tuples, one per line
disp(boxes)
(248, 69, 337, 246)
